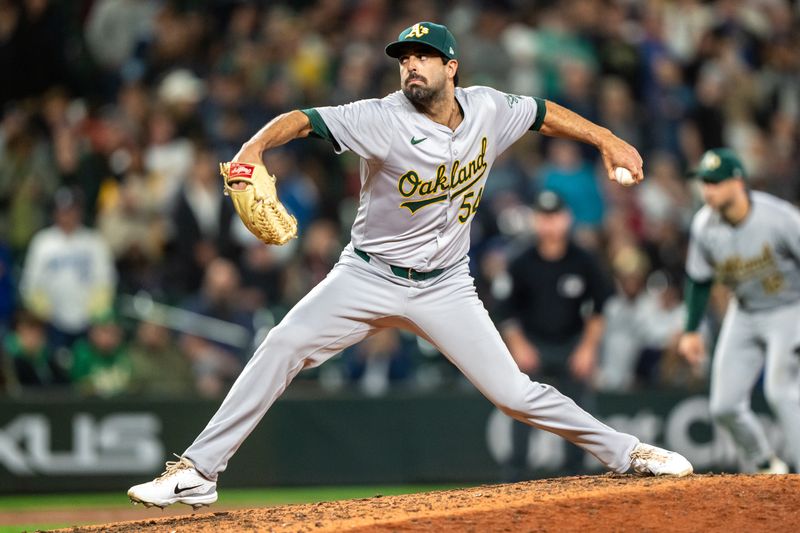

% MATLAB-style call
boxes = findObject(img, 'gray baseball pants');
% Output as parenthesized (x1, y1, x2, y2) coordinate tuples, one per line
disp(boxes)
(710, 299, 800, 470)
(183, 245, 639, 480)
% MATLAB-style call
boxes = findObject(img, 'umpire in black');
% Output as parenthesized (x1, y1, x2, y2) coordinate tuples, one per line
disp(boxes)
(498, 190, 613, 479)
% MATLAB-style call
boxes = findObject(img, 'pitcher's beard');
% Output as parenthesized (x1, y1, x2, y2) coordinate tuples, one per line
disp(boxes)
(403, 84, 437, 107)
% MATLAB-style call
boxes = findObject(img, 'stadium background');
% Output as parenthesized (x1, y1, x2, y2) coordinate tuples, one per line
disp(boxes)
(0, 0, 798, 527)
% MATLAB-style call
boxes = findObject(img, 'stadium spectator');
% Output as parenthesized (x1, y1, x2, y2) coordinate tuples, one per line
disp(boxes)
(342, 329, 412, 397)
(0, 0, 798, 398)
(597, 245, 652, 392)
(238, 241, 288, 315)
(84, 0, 159, 95)
(96, 144, 169, 296)
(97, 144, 163, 259)
(1, 310, 69, 393)
(0, 106, 59, 252)
(19, 187, 117, 351)
(538, 140, 605, 244)
(179, 258, 251, 397)
(128, 321, 194, 397)
(157, 69, 207, 140)
(633, 270, 688, 388)
(282, 219, 342, 305)
(267, 148, 321, 233)
(144, 110, 195, 214)
(498, 191, 613, 477)
(165, 145, 240, 295)
(597, 77, 643, 156)
(69, 312, 131, 397)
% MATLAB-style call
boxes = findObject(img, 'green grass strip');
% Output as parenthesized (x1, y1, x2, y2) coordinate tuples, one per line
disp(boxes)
(0, 484, 462, 511)
(5, 524, 74, 533)
(0, 484, 469, 532)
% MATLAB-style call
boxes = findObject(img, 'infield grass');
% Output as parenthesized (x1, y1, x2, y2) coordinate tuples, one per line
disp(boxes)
(0, 484, 466, 532)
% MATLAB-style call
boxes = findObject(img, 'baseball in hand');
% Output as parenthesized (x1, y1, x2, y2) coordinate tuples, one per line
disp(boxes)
(614, 167, 636, 187)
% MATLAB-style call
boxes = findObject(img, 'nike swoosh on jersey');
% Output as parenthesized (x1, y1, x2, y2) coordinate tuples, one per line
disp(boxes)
(410, 136, 427, 145)
(174, 483, 203, 494)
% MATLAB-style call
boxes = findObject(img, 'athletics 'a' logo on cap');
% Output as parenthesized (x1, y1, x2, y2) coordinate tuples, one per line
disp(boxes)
(406, 23, 429, 38)
(701, 152, 721, 170)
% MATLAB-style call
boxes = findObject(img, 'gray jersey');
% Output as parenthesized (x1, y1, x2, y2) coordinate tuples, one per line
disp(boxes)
(686, 191, 800, 311)
(167, 83, 657, 490)
(314, 86, 542, 270)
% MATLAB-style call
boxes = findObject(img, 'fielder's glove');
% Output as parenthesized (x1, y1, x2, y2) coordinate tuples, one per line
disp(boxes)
(219, 161, 298, 245)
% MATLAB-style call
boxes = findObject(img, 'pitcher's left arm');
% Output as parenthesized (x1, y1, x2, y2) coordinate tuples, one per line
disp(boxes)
(539, 100, 643, 186)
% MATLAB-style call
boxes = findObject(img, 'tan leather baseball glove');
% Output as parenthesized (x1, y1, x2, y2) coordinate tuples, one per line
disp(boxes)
(219, 161, 298, 245)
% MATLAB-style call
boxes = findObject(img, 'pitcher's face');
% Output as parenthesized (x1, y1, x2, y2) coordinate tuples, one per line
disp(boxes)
(397, 45, 455, 106)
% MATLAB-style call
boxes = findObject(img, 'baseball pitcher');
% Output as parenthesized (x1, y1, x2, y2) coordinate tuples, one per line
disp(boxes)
(128, 22, 692, 509)
(679, 147, 800, 474)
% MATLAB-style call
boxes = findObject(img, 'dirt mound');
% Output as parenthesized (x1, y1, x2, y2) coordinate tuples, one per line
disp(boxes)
(53, 474, 799, 533)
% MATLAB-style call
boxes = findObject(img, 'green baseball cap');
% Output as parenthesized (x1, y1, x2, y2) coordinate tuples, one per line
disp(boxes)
(690, 148, 747, 183)
(385, 22, 458, 60)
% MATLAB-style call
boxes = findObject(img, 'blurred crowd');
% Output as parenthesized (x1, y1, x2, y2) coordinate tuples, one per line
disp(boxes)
(0, 0, 798, 399)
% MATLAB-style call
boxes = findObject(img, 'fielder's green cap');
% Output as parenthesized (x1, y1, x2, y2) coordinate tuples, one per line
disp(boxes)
(385, 22, 458, 60)
(690, 148, 746, 183)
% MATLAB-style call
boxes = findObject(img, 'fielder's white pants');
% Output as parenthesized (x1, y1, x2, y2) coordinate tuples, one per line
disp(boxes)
(184, 246, 639, 479)
(709, 299, 800, 470)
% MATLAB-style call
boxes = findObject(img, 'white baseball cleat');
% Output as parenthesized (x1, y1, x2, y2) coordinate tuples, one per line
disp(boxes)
(630, 443, 694, 477)
(756, 456, 789, 474)
(128, 456, 217, 509)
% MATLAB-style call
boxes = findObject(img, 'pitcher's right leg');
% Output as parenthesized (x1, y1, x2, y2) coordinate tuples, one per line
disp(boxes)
(128, 258, 403, 507)
(183, 260, 405, 479)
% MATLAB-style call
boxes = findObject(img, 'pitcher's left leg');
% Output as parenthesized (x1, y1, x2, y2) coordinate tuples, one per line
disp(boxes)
(405, 267, 638, 473)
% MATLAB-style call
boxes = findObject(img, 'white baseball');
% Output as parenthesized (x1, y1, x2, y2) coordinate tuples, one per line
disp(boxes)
(614, 167, 636, 187)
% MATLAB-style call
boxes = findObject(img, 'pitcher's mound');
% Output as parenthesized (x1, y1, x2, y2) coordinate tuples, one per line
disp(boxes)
(56, 474, 799, 532)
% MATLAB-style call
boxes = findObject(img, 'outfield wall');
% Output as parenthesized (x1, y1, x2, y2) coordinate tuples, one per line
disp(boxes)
(0, 388, 780, 494)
